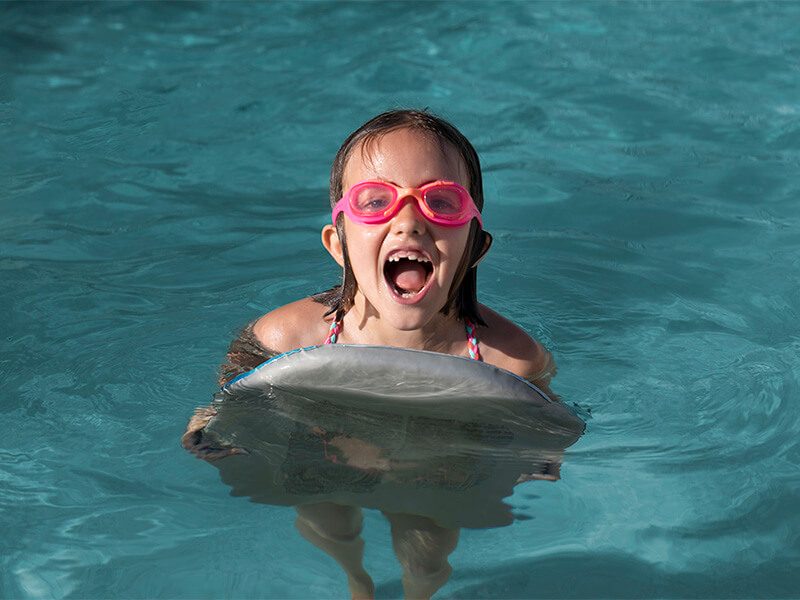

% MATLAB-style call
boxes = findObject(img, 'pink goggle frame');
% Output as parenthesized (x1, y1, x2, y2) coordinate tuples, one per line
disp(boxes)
(332, 180, 482, 228)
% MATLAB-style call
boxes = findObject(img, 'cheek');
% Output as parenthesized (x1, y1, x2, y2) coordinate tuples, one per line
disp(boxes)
(344, 224, 383, 273)
(437, 228, 471, 264)
(347, 226, 382, 253)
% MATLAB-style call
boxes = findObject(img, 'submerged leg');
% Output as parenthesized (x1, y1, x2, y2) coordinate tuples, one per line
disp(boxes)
(383, 512, 460, 600)
(295, 502, 375, 600)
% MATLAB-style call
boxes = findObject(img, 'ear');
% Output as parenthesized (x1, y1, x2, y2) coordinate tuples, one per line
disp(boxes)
(472, 231, 493, 267)
(321, 224, 345, 267)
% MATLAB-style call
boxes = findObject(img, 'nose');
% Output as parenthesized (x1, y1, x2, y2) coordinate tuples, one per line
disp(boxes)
(391, 195, 427, 235)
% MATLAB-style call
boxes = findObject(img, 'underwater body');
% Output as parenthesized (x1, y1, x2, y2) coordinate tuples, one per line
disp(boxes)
(2, 2, 800, 598)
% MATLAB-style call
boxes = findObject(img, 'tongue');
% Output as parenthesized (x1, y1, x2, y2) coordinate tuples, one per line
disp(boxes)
(389, 261, 427, 293)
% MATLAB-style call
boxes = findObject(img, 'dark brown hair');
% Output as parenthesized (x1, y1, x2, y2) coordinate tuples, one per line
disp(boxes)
(313, 109, 489, 326)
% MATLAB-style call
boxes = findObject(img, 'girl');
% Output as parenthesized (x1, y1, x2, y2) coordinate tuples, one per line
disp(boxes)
(184, 109, 558, 599)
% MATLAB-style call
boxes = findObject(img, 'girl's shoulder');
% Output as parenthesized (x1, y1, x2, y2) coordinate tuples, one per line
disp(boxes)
(251, 297, 332, 354)
(475, 304, 557, 387)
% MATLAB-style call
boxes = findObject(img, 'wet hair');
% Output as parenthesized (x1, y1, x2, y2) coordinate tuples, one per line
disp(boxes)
(313, 109, 489, 326)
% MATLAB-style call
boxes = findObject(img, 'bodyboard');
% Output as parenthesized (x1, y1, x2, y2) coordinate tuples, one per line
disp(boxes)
(198, 344, 585, 528)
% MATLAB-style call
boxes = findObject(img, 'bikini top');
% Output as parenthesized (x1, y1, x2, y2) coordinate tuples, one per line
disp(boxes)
(323, 318, 482, 361)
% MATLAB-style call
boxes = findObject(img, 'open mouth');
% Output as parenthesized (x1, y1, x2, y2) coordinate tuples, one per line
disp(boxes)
(383, 253, 434, 301)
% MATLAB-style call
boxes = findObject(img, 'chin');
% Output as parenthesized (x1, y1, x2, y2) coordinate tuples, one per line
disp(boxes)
(381, 298, 448, 331)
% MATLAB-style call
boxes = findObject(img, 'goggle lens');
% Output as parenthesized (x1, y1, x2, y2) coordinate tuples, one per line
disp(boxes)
(352, 185, 395, 213)
(423, 187, 462, 216)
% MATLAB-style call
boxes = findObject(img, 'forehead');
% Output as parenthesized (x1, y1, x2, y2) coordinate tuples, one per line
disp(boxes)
(342, 128, 468, 189)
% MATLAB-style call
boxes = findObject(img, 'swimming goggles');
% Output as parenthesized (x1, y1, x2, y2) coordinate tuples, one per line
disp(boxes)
(332, 180, 482, 227)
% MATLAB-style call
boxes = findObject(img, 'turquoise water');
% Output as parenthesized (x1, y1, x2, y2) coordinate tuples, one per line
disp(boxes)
(2, 1, 799, 597)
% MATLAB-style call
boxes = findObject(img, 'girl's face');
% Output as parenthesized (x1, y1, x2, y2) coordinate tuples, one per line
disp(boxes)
(325, 127, 473, 331)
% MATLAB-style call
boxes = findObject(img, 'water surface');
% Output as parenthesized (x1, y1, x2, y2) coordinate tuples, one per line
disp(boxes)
(2, 1, 799, 598)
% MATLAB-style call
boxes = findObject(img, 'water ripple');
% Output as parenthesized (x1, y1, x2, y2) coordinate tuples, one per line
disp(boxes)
(3, 1, 800, 597)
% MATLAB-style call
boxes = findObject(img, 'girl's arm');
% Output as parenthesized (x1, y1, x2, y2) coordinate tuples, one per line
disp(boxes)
(525, 345, 559, 401)
(218, 321, 279, 386)
(520, 342, 564, 482)
(182, 322, 278, 459)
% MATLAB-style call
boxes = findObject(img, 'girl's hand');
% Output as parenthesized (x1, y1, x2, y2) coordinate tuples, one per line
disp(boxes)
(181, 406, 248, 461)
(329, 436, 392, 471)
(516, 458, 561, 483)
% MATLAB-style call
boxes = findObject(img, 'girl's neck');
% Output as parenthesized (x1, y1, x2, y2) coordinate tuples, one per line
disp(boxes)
(340, 299, 463, 353)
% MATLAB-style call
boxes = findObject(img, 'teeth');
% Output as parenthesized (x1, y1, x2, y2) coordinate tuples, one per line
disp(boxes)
(387, 252, 431, 263)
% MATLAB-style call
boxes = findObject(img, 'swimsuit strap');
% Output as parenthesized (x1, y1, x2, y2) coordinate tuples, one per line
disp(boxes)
(323, 317, 482, 361)
(323, 318, 341, 345)
(464, 318, 482, 361)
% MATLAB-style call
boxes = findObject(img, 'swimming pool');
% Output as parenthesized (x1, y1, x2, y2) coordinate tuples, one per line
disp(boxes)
(2, 1, 799, 597)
